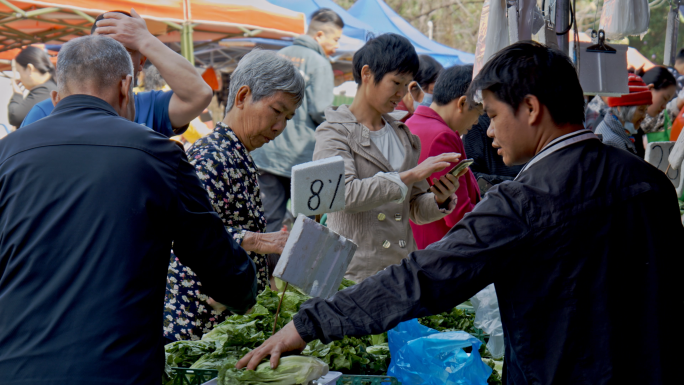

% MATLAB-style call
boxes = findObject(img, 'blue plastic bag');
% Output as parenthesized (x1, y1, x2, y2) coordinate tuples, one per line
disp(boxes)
(387, 319, 492, 385)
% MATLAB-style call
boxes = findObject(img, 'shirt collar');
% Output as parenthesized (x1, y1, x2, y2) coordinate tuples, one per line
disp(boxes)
(413, 105, 448, 126)
(515, 129, 600, 179)
(53, 94, 119, 117)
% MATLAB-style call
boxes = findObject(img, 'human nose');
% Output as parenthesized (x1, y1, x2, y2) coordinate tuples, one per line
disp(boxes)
(486, 121, 495, 138)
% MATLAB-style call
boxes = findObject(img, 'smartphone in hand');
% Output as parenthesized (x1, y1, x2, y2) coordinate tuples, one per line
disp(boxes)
(448, 158, 474, 178)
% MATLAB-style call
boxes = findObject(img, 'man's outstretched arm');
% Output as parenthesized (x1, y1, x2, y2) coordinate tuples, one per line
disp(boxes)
(237, 184, 530, 370)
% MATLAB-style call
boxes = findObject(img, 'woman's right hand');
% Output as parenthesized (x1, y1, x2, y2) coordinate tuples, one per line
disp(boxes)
(10, 59, 23, 94)
(241, 230, 290, 255)
(400, 152, 461, 185)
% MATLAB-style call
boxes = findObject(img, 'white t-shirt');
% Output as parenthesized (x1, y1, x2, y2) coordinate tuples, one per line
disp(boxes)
(369, 121, 406, 171)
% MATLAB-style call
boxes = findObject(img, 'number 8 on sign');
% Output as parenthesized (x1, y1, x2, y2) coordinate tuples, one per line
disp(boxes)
(291, 156, 347, 216)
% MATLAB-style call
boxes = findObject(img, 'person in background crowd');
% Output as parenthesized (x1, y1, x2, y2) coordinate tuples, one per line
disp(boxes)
(463, 114, 524, 196)
(8, 46, 57, 127)
(395, 55, 444, 121)
(668, 49, 684, 92)
(164, 50, 304, 342)
(238, 41, 683, 385)
(584, 94, 609, 132)
(596, 74, 652, 155)
(313, 34, 460, 283)
(252, 8, 342, 237)
(0, 35, 257, 385)
(407, 65, 482, 249)
(140, 61, 169, 92)
(640, 66, 677, 134)
(20, 9, 212, 137)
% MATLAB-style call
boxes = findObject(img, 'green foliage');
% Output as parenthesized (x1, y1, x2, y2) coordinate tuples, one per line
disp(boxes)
(628, 7, 684, 67)
(418, 307, 476, 333)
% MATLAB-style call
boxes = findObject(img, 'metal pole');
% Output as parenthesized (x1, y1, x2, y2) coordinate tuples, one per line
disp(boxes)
(555, 0, 570, 55)
(664, 2, 680, 67)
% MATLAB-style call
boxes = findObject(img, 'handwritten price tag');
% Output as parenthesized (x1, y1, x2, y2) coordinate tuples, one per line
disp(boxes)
(290, 156, 346, 216)
(645, 141, 683, 196)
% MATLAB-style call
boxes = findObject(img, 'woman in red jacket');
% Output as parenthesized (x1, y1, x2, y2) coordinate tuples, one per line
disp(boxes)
(406, 65, 484, 249)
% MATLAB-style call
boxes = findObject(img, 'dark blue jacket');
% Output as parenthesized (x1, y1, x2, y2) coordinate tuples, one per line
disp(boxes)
(0, 95, 256, 384)
(294, 132, 684, 384)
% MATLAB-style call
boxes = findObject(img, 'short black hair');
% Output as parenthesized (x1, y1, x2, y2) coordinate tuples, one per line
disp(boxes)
(91, 10, 131, 34)
(415, 55, 443, 89)
(468, 41, 584, 125)
(433, 65, 473, 106)
(642, 65, 677, 90)
(352, 33, 419, 86)
(310, 8, 344, 30)
(15, 46, 54, 76)
(676, 48, 684, 63)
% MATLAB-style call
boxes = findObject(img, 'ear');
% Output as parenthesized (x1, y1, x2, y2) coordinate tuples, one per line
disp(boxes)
(648, 84, 655, 90)
(361, 65, 372, 85)
(139, 56, 147, 73)
(119, 74, 133, 115)
(27, 63, 35, 72)
(522, 94, 542, 126)
(456, 95, 468, 113)
(315, 30, 325, 41)
(234, 85, 251, 110)
(50, 90, 61, 107)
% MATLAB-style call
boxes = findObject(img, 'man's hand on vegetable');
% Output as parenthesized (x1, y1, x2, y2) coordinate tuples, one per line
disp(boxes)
(400, 152, 461, 185)
(431, 173, 459, 204)
(236, 321, 307, 370)
(241, 231, 290, 255)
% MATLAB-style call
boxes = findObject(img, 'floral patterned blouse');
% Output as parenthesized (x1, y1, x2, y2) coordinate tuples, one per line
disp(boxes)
(163, 122, 269, 341)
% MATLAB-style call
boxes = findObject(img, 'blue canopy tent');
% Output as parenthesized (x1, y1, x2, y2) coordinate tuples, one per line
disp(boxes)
(267, 0, 374, 42)
(348, 0, 474, 66)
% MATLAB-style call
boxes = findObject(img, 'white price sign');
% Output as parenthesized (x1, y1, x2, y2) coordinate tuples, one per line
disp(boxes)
(645, 141, 683, 196)
(290, 156, 346, 216)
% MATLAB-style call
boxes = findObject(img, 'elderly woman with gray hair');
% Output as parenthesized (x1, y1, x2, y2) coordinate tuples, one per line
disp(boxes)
(163, 50, 305, 342)
(596, 74, 652, 155)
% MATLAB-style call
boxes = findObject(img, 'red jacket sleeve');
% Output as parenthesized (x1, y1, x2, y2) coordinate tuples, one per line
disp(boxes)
(426, 132, 476, 227)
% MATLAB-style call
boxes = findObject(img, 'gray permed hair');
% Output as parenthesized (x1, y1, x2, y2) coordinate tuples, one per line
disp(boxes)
(609, 106, 637, 126)
(56, 35, 133, 94)
(226, 49, 305, 113)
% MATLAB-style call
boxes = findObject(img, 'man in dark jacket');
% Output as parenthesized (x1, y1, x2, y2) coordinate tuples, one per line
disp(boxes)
(252, 8, 342, 234)
(238, 42, 684, 384)
(0, 36, 256, 385)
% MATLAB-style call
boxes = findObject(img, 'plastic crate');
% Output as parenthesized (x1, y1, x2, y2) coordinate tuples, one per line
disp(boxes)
(172, 368, 218, 385)
(336, 375, 400, 385)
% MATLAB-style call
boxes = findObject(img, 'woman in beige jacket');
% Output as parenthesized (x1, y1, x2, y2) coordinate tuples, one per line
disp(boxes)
(314, 34, 461, 282)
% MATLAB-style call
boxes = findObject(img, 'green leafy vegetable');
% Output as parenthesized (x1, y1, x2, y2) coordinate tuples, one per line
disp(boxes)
(218, 356, 328, 385)
(165, 280, 501, 383)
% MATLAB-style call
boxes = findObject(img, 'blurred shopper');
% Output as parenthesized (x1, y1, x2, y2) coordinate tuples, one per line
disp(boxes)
(596, 74, 652, 155)
(20, 9, 212, 136)
(463, 114, 524, 196)
(164, 50, 304, 341)
(407, 65, 482, 249)
(313, 34, 460, 283)
(640, 66, 677, 134)
(0, 35, 256, 385)
(239, 41, 684, 385)
(8, 46, 56, 127)
(396, 55, 444, 121)
(584, 95, 609, 132)
(252, 8, 342, 233)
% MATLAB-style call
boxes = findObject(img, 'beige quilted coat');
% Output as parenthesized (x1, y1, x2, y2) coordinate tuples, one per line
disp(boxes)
(313, 105, 451, 282)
